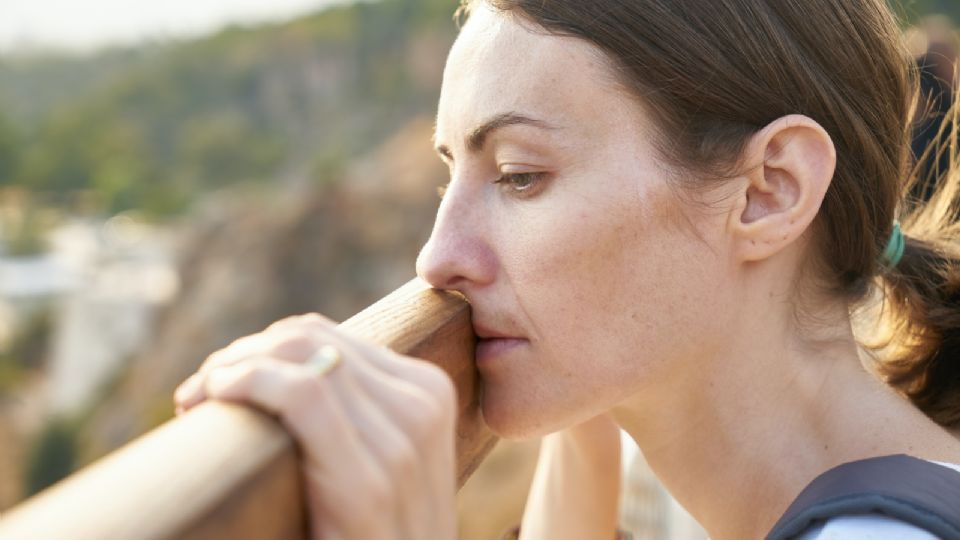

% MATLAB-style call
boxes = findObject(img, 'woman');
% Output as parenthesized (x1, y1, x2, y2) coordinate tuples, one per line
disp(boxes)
(173, 0, 960, 538)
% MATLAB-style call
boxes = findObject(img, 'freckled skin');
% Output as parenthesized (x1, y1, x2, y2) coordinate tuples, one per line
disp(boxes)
(413, 9, 960, 539)
(417, 5, 736, 439)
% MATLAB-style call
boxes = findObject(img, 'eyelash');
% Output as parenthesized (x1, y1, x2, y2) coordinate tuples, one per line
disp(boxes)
(437, 172, 547, 200)
(495, 172, 547, 196)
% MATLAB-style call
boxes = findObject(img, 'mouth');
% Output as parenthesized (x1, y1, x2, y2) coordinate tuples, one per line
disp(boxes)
(472, 321, 528, 367)
(475, 336, 527, 362)
(472, 318, 527, 340)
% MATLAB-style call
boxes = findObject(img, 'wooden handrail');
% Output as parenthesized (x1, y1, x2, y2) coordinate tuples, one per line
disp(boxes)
(0, 278, 498, 539)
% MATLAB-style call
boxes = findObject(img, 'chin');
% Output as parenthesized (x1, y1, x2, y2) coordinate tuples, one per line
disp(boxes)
(479, 386, 563, 440)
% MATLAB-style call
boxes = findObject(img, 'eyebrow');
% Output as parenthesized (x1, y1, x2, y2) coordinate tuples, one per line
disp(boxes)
(434, 112, 557, 159)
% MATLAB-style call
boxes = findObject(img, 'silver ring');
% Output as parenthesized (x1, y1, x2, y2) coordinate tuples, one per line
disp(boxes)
(306, 344, 342, 378)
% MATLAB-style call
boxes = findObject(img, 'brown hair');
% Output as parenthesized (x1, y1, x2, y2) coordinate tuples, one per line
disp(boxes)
(457, 0, 960, 426)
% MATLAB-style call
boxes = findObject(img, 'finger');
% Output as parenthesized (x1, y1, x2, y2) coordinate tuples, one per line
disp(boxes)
(292, 368, 407, 540)
(292, 330, 458, 539)
(341, 351, 440, 445)
(318, 334, 458, 508)
(265, 313, 337, 333)
(203, 358, 307, 411)
(326, 369, 427, 538)
(202, 329, 313, 371)
(314, 337, 458, 456)
(320, 330, 458, 407)
(199, 318, 343, 376)
(176, 323, 331, 408)
(331, 351, 456, 539)
(202, 357, 396, 538)
(175, 331, 350, 412)
(173, 372, 207, 411)
(253, 315, 447, 394)
(173, 335, 270, 410)
(198, 313, 336, 376)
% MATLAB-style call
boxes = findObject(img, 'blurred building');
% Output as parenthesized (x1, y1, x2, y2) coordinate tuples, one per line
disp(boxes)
(44, 217, 178, 415)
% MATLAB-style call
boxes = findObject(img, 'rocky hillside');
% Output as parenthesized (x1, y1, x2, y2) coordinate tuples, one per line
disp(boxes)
(0, 0, 456, 216)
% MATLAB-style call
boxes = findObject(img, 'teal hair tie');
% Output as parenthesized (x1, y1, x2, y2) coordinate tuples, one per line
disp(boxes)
(881, 221, 905, 270)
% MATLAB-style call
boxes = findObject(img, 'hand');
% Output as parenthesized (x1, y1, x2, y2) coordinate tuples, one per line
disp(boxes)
(173, 314, 458, 540)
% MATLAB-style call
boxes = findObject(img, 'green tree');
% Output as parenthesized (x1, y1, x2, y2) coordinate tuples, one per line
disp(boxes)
(891, 0, 960, 22)
(0, 110, 19, 185)
(24, 418, 78, 496)
(0, 0, 460, 216)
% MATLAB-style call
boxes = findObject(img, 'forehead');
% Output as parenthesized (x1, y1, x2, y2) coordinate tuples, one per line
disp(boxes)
(435, 4, 631, 143)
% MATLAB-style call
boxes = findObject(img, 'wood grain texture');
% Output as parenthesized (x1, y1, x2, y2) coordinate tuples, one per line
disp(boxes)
(0, 278, 497, 539)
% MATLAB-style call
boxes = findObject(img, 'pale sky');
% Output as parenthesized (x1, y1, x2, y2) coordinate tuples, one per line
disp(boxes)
(0, 0, 348, 54)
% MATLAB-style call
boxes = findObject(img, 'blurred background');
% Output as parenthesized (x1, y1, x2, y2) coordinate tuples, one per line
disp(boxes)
(0, 0, 955, 538)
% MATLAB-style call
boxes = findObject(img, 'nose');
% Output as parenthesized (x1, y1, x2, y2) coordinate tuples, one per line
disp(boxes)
(416, 188, 496, 291)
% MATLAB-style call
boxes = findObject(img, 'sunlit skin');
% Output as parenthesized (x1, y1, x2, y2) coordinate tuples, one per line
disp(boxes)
(175, 3, 960, 539)
(417, 3, 960, 538)
(420, 5, 732, 438)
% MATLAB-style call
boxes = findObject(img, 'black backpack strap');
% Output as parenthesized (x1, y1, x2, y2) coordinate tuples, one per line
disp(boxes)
(766, 454, 960, 540)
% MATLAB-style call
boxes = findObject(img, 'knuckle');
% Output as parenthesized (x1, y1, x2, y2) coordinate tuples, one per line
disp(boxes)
(391, 361, 457, 440)
(201, 334, 260, 371)
(206, 364, 251, 396)
(268, 313, 333, 332)
(408, 408, 437, 444)
(247, 362, 273, 388)
(362, 467, 394, 510)
(404, 393, 449, 444)
(268, 331, 318, 360)
(397, 354, 453, 392)
(418, 363, 458, 408)
(265, 315, 306, 331)
(385, 435, 418, 481)
(299, 313, 334, 325)
(281, 373, 322, 415)
(201, 348, 230, 371)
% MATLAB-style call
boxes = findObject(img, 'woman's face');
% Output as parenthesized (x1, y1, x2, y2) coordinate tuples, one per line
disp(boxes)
(417, 4, 734, 438)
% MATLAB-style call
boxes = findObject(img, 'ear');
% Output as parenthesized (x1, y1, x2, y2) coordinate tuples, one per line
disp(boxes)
(728, 115, 836, 263)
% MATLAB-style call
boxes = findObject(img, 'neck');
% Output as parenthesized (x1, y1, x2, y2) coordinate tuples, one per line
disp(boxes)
(611, 292, 960, 539)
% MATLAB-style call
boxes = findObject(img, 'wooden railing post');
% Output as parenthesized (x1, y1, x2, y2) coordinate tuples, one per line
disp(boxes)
(0, 278, 498, 539)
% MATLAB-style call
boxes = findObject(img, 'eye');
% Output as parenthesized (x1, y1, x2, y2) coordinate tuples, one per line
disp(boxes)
(495, 172, 547, 197)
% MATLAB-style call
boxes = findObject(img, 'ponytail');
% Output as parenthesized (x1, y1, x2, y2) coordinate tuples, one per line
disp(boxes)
(872, 95, 960, 427)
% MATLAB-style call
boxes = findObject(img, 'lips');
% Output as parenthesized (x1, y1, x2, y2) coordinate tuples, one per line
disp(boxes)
(472, 321, 527, 366)
(472, 320, 520, 340)
(475, 337, 526, 366)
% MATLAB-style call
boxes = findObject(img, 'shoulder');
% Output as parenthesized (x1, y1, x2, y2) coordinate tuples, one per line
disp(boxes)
(795, 461, 960, 540)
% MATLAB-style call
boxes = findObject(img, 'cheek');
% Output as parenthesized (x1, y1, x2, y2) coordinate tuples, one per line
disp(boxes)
(483, 192, 689, 437)
(534, 190, 681, 326)
(483, 172, 725, 437)
(514, 185, 692, 379)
